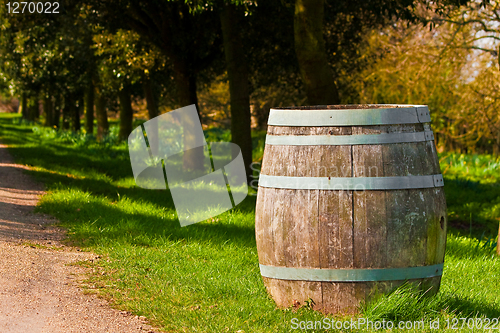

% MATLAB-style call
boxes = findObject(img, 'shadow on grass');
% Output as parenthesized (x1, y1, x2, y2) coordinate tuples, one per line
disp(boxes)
(24, 161, 256, 208)
(0, 118, 259, 253)
(39, 194, 257, 250)
(442, 293, 500, 318)
(444, 232, 498, 261)
(29, 167, 257, 249)
(4, 142, 257, 207)
(6, 144, 131, 179)
(367, 290, 500, 322)
(444, 177, 500, 236)
(366, 282, 500, 322)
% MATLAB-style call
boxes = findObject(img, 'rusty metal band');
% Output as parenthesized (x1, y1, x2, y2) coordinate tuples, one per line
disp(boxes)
(265, 131, 434, 146)
(259, 263, 444, 282)
(268, 105, 430, 126)
(258, 174, 444, 190)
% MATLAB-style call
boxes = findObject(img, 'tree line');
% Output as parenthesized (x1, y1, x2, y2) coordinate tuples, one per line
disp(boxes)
(0, 0, 484, 179)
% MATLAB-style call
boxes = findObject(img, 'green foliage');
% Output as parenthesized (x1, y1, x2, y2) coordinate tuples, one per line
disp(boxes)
(31, 125, 119, 148)
(203, 127, 231, 142)
(197, 74, 231, 127)
(440, 154, 500, 183)
(343, 1, 500, 154)
(93, 28, 166, 93)
(0, 1, 95, 97)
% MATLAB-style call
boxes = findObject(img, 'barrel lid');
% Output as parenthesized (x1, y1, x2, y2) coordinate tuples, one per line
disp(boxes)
(268, 104, 430, 126)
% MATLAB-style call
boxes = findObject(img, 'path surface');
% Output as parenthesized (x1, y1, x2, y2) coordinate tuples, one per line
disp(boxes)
(0, 143, 158, 333)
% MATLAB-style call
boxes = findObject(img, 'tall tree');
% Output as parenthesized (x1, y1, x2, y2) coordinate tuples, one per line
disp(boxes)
(292, 0, 470, 106)
(195, 0, 297, 179)
(28, 97, 38, 122)
(220, 3, 252, 182)
(294, 0, 340, 105)
(53, 92, 61, 128)
(142, 73, 159, 155)
(85, 80, 95, 135)
(0, 1, 98, 129)
(118, 85, 134, 141)
(95, 88, 109, 141)
(142, 74, 158, 120)
(90, 0, 223, 169)
(19, 93, 28, 120)
(93, 28, 163, 141)
(43, 89, 54, 127)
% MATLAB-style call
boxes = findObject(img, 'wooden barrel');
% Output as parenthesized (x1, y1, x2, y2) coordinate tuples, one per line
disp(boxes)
(255, 104, 447, 314)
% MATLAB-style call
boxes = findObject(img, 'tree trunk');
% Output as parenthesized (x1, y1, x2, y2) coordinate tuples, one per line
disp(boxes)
(143, 76, 158, 120)
(62, 95, 71, 130)
(172, 57, 204, 170)
(20, 93, 28, 120)
(28, 97, 38, 122)
(172, 56, 198, 110)
(71, 95, 81, 132)
(497, 223, 500, 256)
(143, 75, 159, 155)
(118, 85, 134, 141)
(43, 89, 53, 127)
(95, 92, 109, 141)
(220, 3, 253, 184)
(294, 0, 340, 105)
(34, 95, 40, 120)
(85, 81, 95, 135)
(53, 93, 61, 128)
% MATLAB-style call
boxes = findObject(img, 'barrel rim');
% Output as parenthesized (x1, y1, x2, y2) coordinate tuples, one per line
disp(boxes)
(268, 105, 431, 126)
(270, 104, 427, 111)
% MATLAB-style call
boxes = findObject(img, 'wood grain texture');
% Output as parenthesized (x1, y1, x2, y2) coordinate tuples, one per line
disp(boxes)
(256, 119, 447, 314)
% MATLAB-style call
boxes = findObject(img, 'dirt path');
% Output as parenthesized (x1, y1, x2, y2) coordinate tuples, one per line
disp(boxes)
(0, 143, 158, 333)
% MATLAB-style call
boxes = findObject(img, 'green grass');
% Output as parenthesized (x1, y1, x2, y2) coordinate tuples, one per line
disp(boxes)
(440, 153, 500, 237)
(0, 114, 499, 332)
